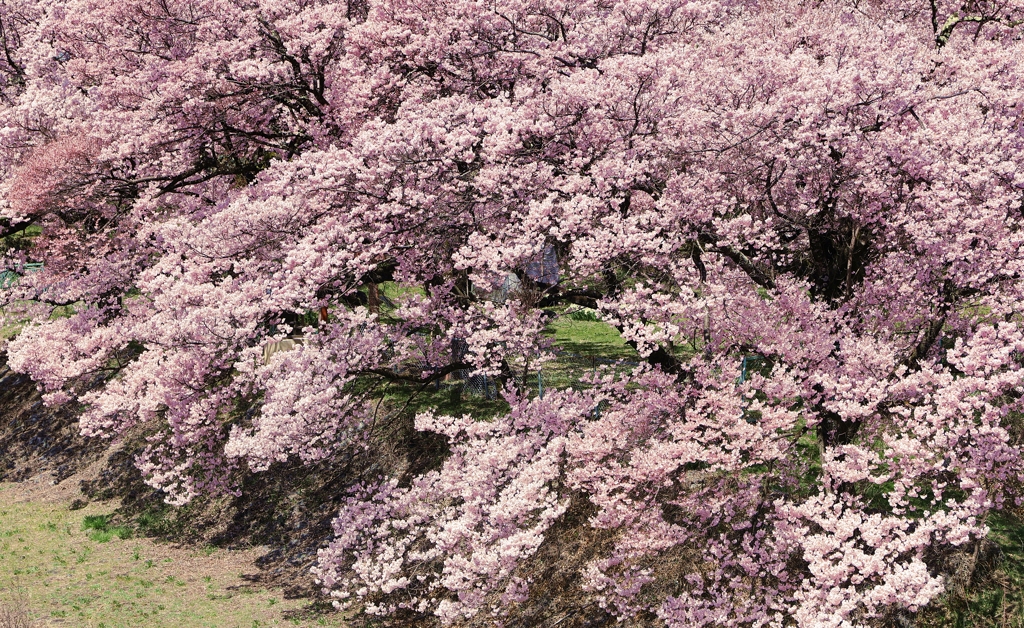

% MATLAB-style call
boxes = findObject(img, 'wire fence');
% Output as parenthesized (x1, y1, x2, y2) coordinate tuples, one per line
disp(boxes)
(445, 351, 766, 402)
(0, 263, 43, 290)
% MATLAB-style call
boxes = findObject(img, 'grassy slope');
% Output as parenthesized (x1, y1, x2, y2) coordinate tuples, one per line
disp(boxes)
(0, 486, 346, 628)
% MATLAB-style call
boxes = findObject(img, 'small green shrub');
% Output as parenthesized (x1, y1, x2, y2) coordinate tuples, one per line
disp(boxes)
(566, 307, 601, 321)
(81, 515, 131, 542)
(81, 515, 109, 531)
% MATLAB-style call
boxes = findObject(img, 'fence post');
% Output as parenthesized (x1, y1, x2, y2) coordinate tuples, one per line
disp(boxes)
(538, 370, 544, 399)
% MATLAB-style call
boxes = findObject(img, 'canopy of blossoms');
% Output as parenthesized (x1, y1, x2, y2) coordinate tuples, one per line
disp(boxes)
(3, 0, 1024, 625)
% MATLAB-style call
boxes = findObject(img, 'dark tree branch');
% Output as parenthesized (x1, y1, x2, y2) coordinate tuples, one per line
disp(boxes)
(901, 315, 947, 371)
(536, 287, 603, 309)
(0, 219, 33, 239)
(708, 243, 776, 291)
(899, 280, 955, 372)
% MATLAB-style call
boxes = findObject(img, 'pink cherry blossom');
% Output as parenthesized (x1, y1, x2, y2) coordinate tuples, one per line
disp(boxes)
(4, 0, 1024, 624)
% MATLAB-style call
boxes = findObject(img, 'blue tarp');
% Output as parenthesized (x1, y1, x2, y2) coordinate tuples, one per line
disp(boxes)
(525, 243, 559, 286)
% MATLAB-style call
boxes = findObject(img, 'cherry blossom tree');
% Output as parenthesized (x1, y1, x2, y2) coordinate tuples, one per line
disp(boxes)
(4, 0, 1024, 625)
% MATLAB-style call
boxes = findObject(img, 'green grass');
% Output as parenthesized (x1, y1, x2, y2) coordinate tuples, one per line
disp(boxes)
(82, 514, 133, 542)
(380, 281, 425, 303)
(916, 511, 1024, 627)
(0, 485, 348, 627)
(2, 299, 80, 341)
(518, 315, 640, 393)
(545, 316, 637, 361)
(0, 301, 32, 340)
(0, 320, 24, 340)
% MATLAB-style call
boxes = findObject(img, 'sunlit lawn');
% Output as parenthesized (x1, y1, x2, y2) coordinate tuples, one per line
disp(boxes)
(0, 486, 345, 628)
